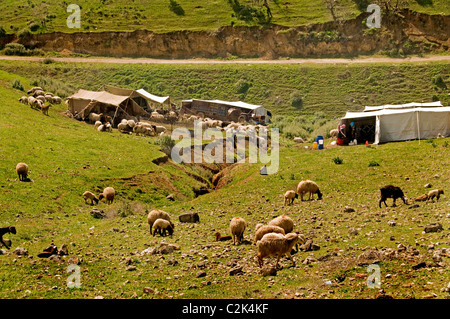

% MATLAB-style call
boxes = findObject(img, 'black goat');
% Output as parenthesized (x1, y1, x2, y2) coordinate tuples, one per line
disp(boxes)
(379, 185, 408, 208)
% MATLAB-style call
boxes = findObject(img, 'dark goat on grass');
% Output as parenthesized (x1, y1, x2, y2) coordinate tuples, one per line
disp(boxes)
(379, 185, 408, 208)
(0, 226, 16, 249)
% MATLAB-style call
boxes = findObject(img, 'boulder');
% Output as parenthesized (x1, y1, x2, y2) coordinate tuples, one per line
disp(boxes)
(424, 223, 443, 233)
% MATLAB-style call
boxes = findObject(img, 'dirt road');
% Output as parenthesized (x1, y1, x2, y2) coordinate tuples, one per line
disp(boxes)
(0, 55, 449, 65)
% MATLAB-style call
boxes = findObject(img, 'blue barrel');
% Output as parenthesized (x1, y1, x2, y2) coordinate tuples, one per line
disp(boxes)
(316, 136, 324, 149)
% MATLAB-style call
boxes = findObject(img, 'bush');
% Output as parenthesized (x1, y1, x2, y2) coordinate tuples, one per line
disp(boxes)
(290, 90, 303, 109)
(4, 43, 27, 56)
(432, 75, 447, 90)
(368, 160, 380, 167)
(0, 25, 6, 37)
(235, 79, 250, 94)
(156, 135, 176, 157)
(333, 157, 343, 164)
(168, 0, 185, 16)
(11, 79, 24, 91)
(17, 27, 31, 38)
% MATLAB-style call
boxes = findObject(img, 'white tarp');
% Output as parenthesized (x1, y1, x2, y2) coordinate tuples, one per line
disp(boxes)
(364, 101, 442, 112)
(342, 105, 450, 144)
(136, 89, 170, 104)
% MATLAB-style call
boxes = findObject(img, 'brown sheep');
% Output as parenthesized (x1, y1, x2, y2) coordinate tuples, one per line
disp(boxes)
(284, 190, 298, 206)
(152, 218, 175, 237)
(268, 215, 294, 234)
(147, 209, 171, 235)
(214, 232, 232, 242)
(296, 180, 322, 201)
(83, 191, 99, 205)
(253, 224, 285, 244)
(256, 232, 301, 268)
(98, 187, 115, 204)
(15, 163, 29, 181)
(230, 217, 246, 245)
(427, 189, 444, 201)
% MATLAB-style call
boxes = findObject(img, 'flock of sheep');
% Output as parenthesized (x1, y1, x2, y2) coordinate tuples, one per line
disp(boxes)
(18, 86, 62, 116)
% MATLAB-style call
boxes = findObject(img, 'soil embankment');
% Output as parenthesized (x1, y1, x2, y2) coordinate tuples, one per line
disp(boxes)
(2, 9, 448, 59)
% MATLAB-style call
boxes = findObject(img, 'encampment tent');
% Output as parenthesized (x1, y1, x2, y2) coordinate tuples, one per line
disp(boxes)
(340, 102, 450, 144)
(102, 85, 172, 111)
(66, 89, 149, 125)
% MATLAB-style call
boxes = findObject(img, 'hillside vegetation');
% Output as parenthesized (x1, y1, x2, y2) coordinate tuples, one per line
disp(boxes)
(0, 0, 449, 34)
(0, 67, 449, 299)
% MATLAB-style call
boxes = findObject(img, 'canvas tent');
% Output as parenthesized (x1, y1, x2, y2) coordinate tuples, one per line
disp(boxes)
(340, 101, 450, 144)
(102, 85, 172, 111)
(66, 89, 149, 125)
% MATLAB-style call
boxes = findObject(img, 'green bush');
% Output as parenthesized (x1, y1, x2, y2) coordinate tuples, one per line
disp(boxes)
(290, 90, 303, 108)
(11, 79, 24, 91)
(368, 160, 380, 167)
(17, 27, 31, 38)
(168, 0, 185, 16)
(3, 43, 27, 56)
(235, 79, 250, 94)
(333, 156, 343, 164)
(156, 135, 176, 157)
(0, 25, 6, 37)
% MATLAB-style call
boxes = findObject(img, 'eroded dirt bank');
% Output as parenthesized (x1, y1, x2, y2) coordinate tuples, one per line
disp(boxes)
(4, 9, 449, 58)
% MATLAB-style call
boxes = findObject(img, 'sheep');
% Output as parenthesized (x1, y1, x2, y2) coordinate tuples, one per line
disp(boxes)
(153, 125, 167, 134)
(35, 95, 46, 104)
(296, 180, 323, 201)
(19, 96, 28, 104)
(117, 122, 132, 133)
(268, 215, 294, 234)
(230, 217, 246, 245)
(151, 112, 165, 122)
(94, 121, 102, 130)
(32, 89, 45, 97)
(98, 187, 115, 204)
(284, 190, 298, 206)
(0, 226, 16, 250)
(88, 112, 103, 124)
(97, 123, 112, 132)
(51, 96, 62, 104)
(40, 103, 51, 116)
(256, 232, 301, 268)
(15, 162, 29, 181)
(147, 209, 171, 235)
(83, 191, 99, 205)
(253, 224, 285, 244)
(214, 232, 232, 241)
(379, 185, 408, 208)
(27, 87, 43, 95)
(152, 218, 175, 237)
(133, 124, 153, 136)
(32, 99, 43, 110)
(427, 189, 444, 201)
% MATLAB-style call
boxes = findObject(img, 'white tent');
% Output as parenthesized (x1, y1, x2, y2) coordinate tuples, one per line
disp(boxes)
(363, 101, 443, 112)
(341, 103, 450, 144)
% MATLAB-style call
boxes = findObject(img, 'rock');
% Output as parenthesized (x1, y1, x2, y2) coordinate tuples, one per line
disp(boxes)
(408, 204, 420, 209)
(356, 249, 381, 266)
(179, 211, 200, 223)
(48, 254, 62, 262)
(424, 223, 443, 233)
(375, 289, 394, 299)
(143, 287, 158, 294)
(13, 247, 28, 256)
(90, 208, 106, 219)
(126, 265, 137, 271)
(229, 265, 244, 276)
(166, 194, 175, 201)
(58, 244, 69, 256)
(424, 183, 432, 188)
(387, 220, 396, 226)
(348, 227, 359, 236)
(196, 271, 207, 278)
(302, 256, 317, 265)
(412, 262, 427, 270)
(343, 206, 355, 213)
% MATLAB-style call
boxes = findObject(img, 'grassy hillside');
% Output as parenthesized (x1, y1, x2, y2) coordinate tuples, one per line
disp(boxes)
(0, 58, 448, 140)
(0, 0, 449, 35)
(0, 63, 449, 300)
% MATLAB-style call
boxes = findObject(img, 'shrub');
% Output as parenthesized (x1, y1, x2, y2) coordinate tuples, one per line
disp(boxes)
(17, 27, 31, 38)
(333, 156, 343, 164)
(290, 90, 303, 108)
(0, 25, 6, 37)
(3, 43, 27, 56)
(432, 75, 447, 90)
(11, 79, 24, 91)
(235, 79, 250, 94)
(168, 0, 185, 16)
(368, 160, 380, 167)
(156, 135, 176, 157)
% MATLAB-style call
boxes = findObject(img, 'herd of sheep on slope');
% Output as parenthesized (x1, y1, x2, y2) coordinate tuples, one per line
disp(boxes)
(18, 86, 62, 116)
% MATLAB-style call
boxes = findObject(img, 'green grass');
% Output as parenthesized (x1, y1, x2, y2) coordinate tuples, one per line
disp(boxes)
(0, 64, 449, 299)
(0, 0, 448, 34)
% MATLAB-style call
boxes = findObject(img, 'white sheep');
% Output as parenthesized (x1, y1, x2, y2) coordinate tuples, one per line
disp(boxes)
(256, 232, 302, 268)
(284, 190, 298, 205)
(147, 209, 171, 235)
(35, 95, 46, 104)
(427, 189, 444, 201)
(268, 215, 294, 234)
(83, 191, 99, 205)
(296, 180, 323, 201)
(16, 162, 29, 181)
(27, 87, 43, 95)
(88, 112, 103, 124)
(133, 124, 153, 136)
(94, 121, 102, 130)
(98, 187, 115, 204)
(153, 125, 167, 134)
(253, 224, 285, 244)
(152, 218, 175, 237)
(127, 119, 136, 128)
(51, 96, 62, 104)
(19, 96, 28, 104)
(151, 112, 165, 122)
(230, 217, 246, 245)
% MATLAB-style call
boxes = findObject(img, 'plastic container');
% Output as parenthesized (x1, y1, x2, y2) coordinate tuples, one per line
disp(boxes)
(312, 142, 318, 150)
(316, 136, 324, 150)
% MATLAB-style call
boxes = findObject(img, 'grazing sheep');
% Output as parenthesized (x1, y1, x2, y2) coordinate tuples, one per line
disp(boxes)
(152, 218, 175, 237)
(153, 125, 167, 134)
(414, 194, 428, 202)
(214, 232, 232, 241)
(379, 185, 408, 208)
(268, 215, 294, 234)
(133, 124, 153, 136)
(88, 112, 103, 124)
(33, 89, 45, 97)
(151, 112, 165, 122)
(15, 162, 29, 181)
(51, 96, 62, 104)
(284, 190, 298, 206)
(256, 232, 301, 268)
(230, 217, 246, 245)
(98, 187, 115, 204)
(253, 224, 285, 244)
(94, 121, 102, 130)
(83, 191, 99, 205)
(0, 226, 16, 250)
(27, 87, 43, 95)
(427, 189, 444, 201)
(35, 95, 46, 104)
(147, 209, 171, 235)
(19, 96, 28, 104)
(297, 180, 323, 201)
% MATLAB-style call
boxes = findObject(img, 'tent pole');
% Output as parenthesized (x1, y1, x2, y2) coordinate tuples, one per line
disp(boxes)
(416, 111, 420, 145)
